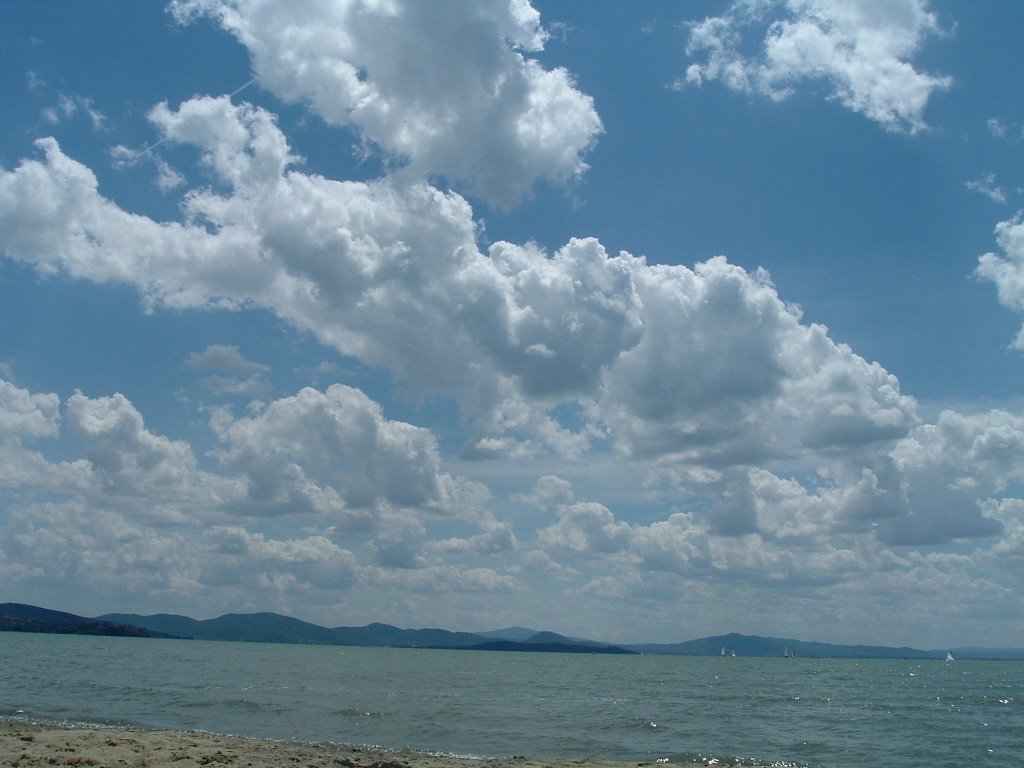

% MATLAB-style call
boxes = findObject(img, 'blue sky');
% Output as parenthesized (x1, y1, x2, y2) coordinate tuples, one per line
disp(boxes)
(2, 0, 1024, 649)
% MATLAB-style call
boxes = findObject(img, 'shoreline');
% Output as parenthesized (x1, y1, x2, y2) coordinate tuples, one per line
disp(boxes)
(0, 721, 719, 768)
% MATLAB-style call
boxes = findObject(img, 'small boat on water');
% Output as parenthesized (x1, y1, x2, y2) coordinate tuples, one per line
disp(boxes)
(946, 651, 955, 663)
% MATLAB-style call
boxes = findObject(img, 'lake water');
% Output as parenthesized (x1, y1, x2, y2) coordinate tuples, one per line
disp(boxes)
(1, 632, 1021, 767)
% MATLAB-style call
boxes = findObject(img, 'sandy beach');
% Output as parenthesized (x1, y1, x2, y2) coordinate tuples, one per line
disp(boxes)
(0, 722, 717, 768)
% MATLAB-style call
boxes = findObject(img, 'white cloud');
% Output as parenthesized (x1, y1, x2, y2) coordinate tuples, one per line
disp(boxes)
(110, 144, 186, 193)
(0, 381, 87, 497)
(211, 384, 457, 522)
(537, 501, 632, 558)
(512, 474, 575, 511)
(596, 257, 919, 464)
(682, 0, 952, 133)
(0, 501, 200, 598)
(966, 172, 1007, 204)
(986, 117, 1008, 139)
(882, 409, 1024, 544)
(154, 158, 187, 192)
(26, 70, 44, 93)
(977, 213, 1024, 348)
(0, 372, 1021, 637)
(0, 102, 921, 469)
(0, 499, 363, 608)
(66, 391, 236, 523)
(203, 526, 360, 591)
(187, 343, 269, 372)
(371, 562, 519, 595)
(0, 376, 521, 616)
(428, 522, 517, 556)
(169, 0, 601, 207)
(0, 381, 237, 524)
(0, 379, 61, 438)
(43, 94, 107, 131)
(187, 344, 271, 396)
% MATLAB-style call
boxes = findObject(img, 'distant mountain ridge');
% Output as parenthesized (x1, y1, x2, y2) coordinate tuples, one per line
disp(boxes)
(98, 610, 634, 653)
(629, 632, 938, 659)
(0, 603, 179, 639)
(5, 602, 1023, 659)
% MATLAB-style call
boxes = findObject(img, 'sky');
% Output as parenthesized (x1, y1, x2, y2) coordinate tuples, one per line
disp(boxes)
(2, 0, 1024, 650)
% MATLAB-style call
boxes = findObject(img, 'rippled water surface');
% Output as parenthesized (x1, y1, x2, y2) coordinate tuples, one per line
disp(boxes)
(2, 632, 1022, 767)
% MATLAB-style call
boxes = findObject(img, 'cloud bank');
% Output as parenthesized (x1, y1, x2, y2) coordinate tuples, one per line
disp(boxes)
(1, 0, 1021, 645)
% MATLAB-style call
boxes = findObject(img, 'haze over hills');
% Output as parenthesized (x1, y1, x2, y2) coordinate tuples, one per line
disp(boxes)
(4, 603, 1023, 659)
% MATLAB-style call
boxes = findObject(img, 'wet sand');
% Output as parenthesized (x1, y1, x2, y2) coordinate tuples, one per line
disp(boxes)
(0, 721, 718, 768)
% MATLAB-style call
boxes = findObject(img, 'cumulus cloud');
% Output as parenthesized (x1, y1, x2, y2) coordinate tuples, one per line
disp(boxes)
(428, 521, 517, 557)
(0, 501, 199, 597)
(169, 0, 602, 207)
(211, 384, 457, 521)
(0, 499, 363, 607)
(66, 391, 237, 523)
(3, 0, 1024, 645)
(0, 380, 85, 496)
(528, 402, 1024, 589)
(0, 377, 518, 611)
(883, 409, 1024, 544)
(537, 501, 632, 558)
(513, 475, 575, 511)
(681, 0, 952, 133)
(0, 380, 232, 522)
(596, 257, 918, 465)
(203, 526, 360, 591)
(0, 379, 61, 438)
(0, 99, 922, 469)
(977, 213, 1024, 348)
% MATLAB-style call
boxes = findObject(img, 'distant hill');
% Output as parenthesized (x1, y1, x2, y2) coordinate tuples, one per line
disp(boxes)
(100, 612, 501, 649)
(0, 603, 179, 639)
(9, 602, 1024, 659)
(462, 639, 636, 654)
(473, 626, 541, 642)
(99, 611, 626, 652)
(627, 632, 942, 659)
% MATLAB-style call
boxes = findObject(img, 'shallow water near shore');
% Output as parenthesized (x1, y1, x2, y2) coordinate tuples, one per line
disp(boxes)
(2, 632, 1022, 767)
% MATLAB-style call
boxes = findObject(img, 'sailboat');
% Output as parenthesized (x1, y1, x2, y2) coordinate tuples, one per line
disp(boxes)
(946, 651, 955, 663)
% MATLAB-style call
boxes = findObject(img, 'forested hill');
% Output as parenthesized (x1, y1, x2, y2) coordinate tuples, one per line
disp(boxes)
(0, 603, 180, 639)
(5, 603, 1023, 659)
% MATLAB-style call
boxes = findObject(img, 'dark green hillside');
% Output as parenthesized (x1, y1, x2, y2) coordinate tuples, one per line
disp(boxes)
(99, 612, 204, 639)
(1, 603, 178, 639)
(464, 639, 636, 654)
(103, 611, 341, 644)
(102, 612, 488, 647)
